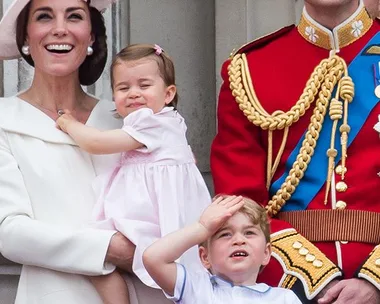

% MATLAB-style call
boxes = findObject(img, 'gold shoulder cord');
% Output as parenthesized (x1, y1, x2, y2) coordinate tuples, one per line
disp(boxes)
(228, 53, 354, 217)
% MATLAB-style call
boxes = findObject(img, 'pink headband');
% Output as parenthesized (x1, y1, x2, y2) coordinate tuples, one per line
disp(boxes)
(154, 44, 163, 55)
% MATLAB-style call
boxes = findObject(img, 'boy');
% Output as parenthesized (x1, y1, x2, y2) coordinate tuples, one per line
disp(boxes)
(143, 195, 302, 303)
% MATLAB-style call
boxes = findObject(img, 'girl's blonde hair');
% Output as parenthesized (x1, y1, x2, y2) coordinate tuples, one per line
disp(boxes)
(111, 44, 178, 107)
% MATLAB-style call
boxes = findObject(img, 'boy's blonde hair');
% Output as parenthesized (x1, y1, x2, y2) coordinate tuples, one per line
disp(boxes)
(237, 196, 270, 243)
(201, 195, 270, 248)
(110, 43, 178, 108)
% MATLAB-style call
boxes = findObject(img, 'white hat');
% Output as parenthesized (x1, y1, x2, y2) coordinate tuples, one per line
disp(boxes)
(0, 0, 115, 60)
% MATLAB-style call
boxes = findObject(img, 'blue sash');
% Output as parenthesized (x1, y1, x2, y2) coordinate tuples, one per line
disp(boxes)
(269, 32, 380, 211)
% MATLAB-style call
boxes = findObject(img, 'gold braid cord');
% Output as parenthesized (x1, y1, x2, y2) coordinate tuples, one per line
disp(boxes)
(228, 53, 354, 217)
(324, 75, 353, 204)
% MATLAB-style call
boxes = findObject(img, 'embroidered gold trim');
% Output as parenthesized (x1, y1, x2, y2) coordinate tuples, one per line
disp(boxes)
(281, 274, 298, 289)
(358, 245, 380, 287)
(298, 17, 332, 49)
(365, 45, 380, 55)
(272, 230, 341, 297)
(297, 6, 373, 50)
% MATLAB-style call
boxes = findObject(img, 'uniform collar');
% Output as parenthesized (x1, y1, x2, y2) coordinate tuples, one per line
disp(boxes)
(209, 274, 271, 293)
(0, 96, 119, 145)
(297, 0, 373, 51)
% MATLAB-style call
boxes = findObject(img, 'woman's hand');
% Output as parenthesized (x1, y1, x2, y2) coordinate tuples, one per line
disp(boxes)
(105, 232, 136, 273)
(56, 110, 78, 133)
(317, 278, 380, 304)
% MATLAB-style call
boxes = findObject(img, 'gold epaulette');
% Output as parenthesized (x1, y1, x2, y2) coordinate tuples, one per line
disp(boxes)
(271, 229, 342, 300)
(229, 25, 295, 58)
(358, 245, 380, 289)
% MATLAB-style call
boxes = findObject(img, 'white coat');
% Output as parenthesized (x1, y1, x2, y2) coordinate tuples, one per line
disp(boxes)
(0, 96, 171, 304)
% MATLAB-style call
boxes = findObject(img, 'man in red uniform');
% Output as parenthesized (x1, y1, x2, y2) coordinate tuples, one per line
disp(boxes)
(211, 0, 380, 303)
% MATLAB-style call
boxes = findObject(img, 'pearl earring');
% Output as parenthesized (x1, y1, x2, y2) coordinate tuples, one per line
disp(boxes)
(21, 45, 30, 56)
(87, 46, 93, 56)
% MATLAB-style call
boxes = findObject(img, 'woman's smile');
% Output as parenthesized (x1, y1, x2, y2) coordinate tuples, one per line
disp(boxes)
(26, 0, 93, 77)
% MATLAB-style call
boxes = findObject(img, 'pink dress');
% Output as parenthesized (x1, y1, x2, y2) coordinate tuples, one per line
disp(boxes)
(92, 107, 211, 287)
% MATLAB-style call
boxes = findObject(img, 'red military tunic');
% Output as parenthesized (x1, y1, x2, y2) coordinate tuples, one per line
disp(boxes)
(211, 2, 380, 301)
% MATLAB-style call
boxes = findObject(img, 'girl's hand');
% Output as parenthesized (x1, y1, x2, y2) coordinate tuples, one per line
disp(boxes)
(199, 195, 244, 236)
(56, 110, 77, 133)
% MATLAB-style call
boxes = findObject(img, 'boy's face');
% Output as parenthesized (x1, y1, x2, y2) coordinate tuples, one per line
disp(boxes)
(199, 212, 271, 286)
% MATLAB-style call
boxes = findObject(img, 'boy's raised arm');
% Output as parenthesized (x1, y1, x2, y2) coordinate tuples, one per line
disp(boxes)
(142, 196, 244, 296)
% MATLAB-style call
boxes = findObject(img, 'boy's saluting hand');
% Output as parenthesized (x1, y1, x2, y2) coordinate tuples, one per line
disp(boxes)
(199, 195, 244, 235)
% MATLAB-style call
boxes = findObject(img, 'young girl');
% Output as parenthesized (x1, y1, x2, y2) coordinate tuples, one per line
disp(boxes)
(56, 44, 211, 303)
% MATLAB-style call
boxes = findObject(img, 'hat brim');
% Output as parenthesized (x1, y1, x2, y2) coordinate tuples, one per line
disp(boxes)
(0, 0, 114, 60)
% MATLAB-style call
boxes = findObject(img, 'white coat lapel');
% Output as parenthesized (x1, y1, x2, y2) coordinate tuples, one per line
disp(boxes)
(0, 96, 77, 145)
(0, 97, 120, 145)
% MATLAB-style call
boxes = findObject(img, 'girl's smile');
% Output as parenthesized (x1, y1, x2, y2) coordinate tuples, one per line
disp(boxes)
(113, 57, 176, 118)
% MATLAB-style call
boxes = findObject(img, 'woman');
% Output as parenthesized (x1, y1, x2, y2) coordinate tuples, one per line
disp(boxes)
(0, 0, 170, 303)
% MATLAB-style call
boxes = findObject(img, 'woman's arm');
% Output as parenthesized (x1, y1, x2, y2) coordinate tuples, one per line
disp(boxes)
(143, 196, 243, 296)
(0, 128, 115, 275)
(57, 112, 143, 154)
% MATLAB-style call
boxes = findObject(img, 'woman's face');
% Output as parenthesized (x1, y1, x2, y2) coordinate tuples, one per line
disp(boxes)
(25, 0, 94, 78)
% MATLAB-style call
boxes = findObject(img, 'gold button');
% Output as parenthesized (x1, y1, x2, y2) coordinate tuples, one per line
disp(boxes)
(335, 165, 347, 175)
(306, 254, 316, 262)
(293, 241, 303, 249)
(336, 200, 347, 210)
(375, 259, 380, 267)
(299, 248, 309, 256)
(336, 181, 348, 192)
(313, 260, 323, 268)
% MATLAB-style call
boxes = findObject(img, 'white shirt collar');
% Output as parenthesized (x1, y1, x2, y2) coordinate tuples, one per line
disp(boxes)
(209, 274, 271, 293)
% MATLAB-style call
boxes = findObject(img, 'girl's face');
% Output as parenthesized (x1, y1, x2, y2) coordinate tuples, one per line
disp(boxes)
(112, 58, 176, 118)
(26, 0, 94, 78)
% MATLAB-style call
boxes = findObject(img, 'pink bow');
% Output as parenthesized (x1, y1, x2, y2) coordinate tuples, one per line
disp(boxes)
(154, 44, 163, 55)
